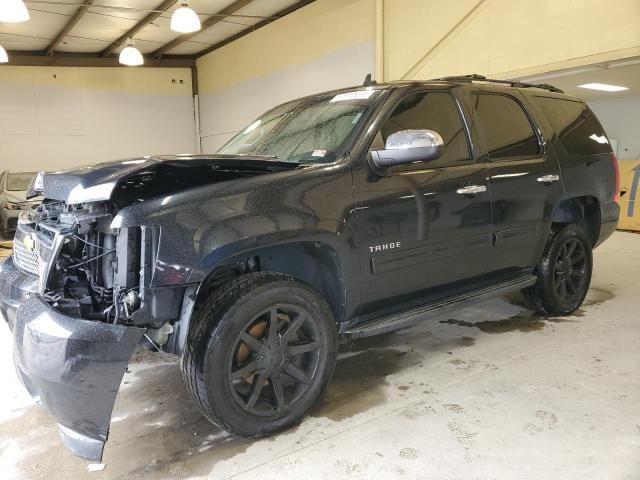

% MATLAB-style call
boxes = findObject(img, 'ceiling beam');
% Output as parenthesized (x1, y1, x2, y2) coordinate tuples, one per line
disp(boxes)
(151, 0, 254, 58)
(100, 0, 177, 57)
(195, 0, 314, 58)
(3, 51, 195, 68)
(45, 0, 94, 56)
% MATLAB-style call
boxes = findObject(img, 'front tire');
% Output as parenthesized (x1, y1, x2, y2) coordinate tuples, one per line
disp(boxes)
(523, 224, 593, 316)
(182, 272, 338, 437)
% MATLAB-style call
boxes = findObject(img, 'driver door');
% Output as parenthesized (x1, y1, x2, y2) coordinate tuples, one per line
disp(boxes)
(352, 90, 493, 318)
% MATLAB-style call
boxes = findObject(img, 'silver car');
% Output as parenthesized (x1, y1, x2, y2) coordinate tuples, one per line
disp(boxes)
(0, 171, 39, 239)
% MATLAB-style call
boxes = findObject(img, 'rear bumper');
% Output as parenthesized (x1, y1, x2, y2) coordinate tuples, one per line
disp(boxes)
(595, 201, 620, 247)
(0, 257, 145, 462)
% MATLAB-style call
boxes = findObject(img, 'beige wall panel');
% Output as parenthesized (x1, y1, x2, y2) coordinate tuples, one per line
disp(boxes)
(0, 67, 192, 94)
(199, 41, 375, 152)
(0, 66, 196, 173)
(385, 0, 640, 80)
(197, 0, 376, 152)
(383, 0, 480, 80)
(197, 0, 375, 94)
(0, 82, 37, 136)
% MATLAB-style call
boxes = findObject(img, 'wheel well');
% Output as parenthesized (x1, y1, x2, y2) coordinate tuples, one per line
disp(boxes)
(551, 196, 600, 245)
(194, 242, 346, 323)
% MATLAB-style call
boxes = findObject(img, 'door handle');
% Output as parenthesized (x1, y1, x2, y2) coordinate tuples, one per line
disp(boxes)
(456, 185, 487, 195)
(537, 174, 560, 183)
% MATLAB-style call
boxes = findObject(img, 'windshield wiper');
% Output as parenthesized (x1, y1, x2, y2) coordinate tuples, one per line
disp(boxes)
(237, 154, 279, 159)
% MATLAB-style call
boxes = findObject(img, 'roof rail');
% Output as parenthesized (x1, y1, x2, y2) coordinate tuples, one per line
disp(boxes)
(437, 74, 564, 94)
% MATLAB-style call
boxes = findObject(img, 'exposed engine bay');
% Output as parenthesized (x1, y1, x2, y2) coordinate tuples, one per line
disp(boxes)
(16, 200, 148, 324)
(12, 155, 298, 352)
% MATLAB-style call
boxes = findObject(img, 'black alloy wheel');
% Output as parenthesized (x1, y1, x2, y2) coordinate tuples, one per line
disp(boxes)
(182, 272, 337, 437)
(522, 223, 593, 316)
(228, 305, 322, 416)
(552, 238, 588, 302)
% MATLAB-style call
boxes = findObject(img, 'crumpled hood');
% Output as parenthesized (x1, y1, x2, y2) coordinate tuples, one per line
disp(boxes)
(31, 155, 300, 205)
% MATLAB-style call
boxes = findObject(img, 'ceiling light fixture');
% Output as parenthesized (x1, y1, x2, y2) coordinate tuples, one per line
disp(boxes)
(0, 0, 30, 23)
(171, 2, 201, 33)
(119, 39, 144, 66)
(578, 83, 628, 92)
(0, 44, 8, 63)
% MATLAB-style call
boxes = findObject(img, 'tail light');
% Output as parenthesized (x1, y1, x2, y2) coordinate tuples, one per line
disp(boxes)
(611, 153, 620, 202)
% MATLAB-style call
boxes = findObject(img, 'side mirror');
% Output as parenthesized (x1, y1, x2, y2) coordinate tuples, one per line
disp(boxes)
(369, 129, 444, 176)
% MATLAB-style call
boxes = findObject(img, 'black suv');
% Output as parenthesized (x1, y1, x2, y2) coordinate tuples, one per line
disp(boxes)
(0, 75, 620, 461)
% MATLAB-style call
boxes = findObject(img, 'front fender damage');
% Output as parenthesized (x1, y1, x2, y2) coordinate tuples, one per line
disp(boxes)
(13, 296, 145, 461)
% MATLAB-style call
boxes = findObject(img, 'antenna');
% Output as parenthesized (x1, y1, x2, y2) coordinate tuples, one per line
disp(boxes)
(363, 73, 377, 86)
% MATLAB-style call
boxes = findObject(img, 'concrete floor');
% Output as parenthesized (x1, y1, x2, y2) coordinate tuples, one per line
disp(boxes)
(1, 232, 639, 480)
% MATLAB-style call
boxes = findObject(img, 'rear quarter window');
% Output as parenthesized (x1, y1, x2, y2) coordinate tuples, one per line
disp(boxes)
(533, 96, 611, 155)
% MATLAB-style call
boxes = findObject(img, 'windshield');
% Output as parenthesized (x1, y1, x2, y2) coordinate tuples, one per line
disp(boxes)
(219, 89, 381, 163)
(7, 172, 35, 191)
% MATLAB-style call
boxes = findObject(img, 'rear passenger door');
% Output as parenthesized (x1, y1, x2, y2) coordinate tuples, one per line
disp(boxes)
(470, 90, 564, 273)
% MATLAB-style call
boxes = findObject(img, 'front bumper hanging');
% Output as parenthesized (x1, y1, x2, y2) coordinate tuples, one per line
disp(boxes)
(2, 258, 145, 461)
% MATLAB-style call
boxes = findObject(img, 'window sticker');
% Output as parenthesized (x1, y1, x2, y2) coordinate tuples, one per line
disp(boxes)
(330, 90, 375, 103)
(312, 150, 327, 157)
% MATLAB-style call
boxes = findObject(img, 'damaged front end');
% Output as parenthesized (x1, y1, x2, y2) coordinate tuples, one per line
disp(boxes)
(1, 155, 293, 461)
(16, 199, 151, 324)
(2, 199, 165, 461)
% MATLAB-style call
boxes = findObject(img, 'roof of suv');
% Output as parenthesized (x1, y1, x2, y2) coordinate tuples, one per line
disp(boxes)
(367, 74, 581, 102)
(283, 74, 581, 109)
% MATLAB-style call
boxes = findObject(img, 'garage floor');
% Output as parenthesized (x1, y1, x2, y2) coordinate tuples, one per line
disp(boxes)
(1, 232, 639, 480)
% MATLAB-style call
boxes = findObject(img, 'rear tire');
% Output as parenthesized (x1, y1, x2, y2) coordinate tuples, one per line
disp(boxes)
(182, 272, 338, 437)
(522, 224, 593, 316)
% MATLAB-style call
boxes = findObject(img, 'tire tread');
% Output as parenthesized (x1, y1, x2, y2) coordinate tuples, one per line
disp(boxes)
(181, 272, 333, 436)
(522, 223, 592, 316)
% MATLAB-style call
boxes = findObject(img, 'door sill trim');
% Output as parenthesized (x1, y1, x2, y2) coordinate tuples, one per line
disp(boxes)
(341, 273, 537, 340)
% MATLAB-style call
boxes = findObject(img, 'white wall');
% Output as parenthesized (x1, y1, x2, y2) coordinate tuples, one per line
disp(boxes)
(0, 67, 197, 173)
(196, 0, 375, 152)
(588, 96, 640, 161)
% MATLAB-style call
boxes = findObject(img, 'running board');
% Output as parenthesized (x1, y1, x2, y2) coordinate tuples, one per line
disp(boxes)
(343, 274, 537, 340)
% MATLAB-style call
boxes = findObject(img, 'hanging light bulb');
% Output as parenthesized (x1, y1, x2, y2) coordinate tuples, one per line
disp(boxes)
(0, 0, 30, 23)
(0, 44, 8, 63)
(171, 2, 201, 33)
(119, 39, 144, 66)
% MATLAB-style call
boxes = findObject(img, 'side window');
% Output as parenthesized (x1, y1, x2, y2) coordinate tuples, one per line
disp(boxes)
(473, 93, 540, 160)
(375, 91, 471, 167)
(533, 96, 611, 155)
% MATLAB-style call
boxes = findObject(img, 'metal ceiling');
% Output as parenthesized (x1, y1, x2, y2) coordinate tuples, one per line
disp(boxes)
(0, 0, 314, 67)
